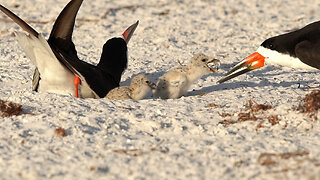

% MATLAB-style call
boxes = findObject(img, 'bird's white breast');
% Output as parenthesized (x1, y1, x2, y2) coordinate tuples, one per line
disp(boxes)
(16, 32, 76, 96)
(257, 46, 318, 70)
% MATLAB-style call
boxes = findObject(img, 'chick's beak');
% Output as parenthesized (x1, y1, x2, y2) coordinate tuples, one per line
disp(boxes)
(146, 81, 157, 89)
(207, 58, 220, 73)
(217, 52, 266, 84)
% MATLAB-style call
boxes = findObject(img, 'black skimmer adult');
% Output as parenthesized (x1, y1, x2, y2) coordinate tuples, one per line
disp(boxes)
(154, 53, 220, 99)
(0, 0, 139, 98)
(217, 21, 320, 84)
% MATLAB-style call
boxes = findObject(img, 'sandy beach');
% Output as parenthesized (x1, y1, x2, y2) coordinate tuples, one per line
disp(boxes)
(0, 0, 320, 179)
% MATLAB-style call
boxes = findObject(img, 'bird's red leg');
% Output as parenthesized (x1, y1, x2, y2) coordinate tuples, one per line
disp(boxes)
(73, 76, 80, 98)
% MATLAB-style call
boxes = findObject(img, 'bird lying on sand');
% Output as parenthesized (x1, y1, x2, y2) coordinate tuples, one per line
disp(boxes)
(106, 74, 155, 100)
(218, 21, 320, 84)
(0, 0, 138, 98)
(153, 53, 220, 99)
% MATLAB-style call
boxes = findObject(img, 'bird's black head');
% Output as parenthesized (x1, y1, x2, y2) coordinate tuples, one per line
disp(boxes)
(98, 37, 128, 83)
(261, 31, 298, 57)
(261, 37, 277, 50)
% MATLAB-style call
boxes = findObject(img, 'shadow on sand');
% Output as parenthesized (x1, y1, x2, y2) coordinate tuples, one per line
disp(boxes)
(188, 64, 319, 97)
(119, 63, 318, 99)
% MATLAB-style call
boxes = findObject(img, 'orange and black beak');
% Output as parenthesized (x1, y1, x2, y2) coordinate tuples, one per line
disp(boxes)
(122, 21, 139, 44)
(217, 52, 266, 84)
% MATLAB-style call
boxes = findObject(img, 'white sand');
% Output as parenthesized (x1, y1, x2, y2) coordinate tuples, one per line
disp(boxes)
(0, 0, 320, 179)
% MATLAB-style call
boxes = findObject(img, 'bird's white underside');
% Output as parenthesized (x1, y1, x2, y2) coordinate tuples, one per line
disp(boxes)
(15, 32, 98, 98)
(256, 46, 318, 70)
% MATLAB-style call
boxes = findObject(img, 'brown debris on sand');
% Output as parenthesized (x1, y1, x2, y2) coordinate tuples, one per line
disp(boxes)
(258, 151, 310, 167)
(54, 127, 68, 137)
(218, 119, 236, 126)
(257, 150, 320, 174)
(0, 99, 23, 117)
(238, 112, 258, 122)
(238, 99, 273, 122)
(296, 90, 320, 119)
(245, 99, 272, 113)
(219, 99, 279, 126)
(268, 115, 280, 125)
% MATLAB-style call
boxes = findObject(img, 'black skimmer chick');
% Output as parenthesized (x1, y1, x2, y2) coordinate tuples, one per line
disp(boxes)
(0, 0, 138, 98)
(106, 74, 155, 100)
(217, 21, 320, 84)
(153, 53, 220, 99)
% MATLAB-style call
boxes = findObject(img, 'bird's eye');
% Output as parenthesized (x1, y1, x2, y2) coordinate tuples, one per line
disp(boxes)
(201, 59, 206, 62)
(269, 43, 274, 49)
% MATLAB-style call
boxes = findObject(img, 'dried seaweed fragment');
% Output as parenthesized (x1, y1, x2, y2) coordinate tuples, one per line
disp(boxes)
(0, 99, 23, 117)
(268, 115, 280, 125)
(113, 140, 166, 157)
(218, 119, 236, 126)
(296, 90, 320, 115)
(219, 99, 277, 127)
(258, 151, 310, 167)
(218, 112, 233, 117)
(246, 99, 272, 112)
(54, 127, 67, 137)
(208, 103, 219, 108)
(238, 112, 258, 122)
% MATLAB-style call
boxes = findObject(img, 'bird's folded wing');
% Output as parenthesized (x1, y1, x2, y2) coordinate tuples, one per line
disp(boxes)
(295, 40, 320, 70)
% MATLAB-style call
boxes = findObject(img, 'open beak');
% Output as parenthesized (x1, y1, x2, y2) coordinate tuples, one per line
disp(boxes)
(122, 20, 139, 44)
(207, 58, 221, 73)
(146, 80, 157, 90)
(217, 52, 266, 84)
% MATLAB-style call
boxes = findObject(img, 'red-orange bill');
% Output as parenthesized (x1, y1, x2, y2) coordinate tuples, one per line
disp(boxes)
(217, 52, 266, 84)
(122, 20, 139, 44)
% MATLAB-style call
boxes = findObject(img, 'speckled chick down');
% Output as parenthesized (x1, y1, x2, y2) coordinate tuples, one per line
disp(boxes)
(153, 53, 220, 99)
(106, 74, 154, 100)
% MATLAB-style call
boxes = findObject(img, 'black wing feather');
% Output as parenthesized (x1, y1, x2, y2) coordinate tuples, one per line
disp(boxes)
(49, 0, 83, 42)
(295, 40, 320, 70)
(48, 0, 83, 59)
(0, 4, 38, 37)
